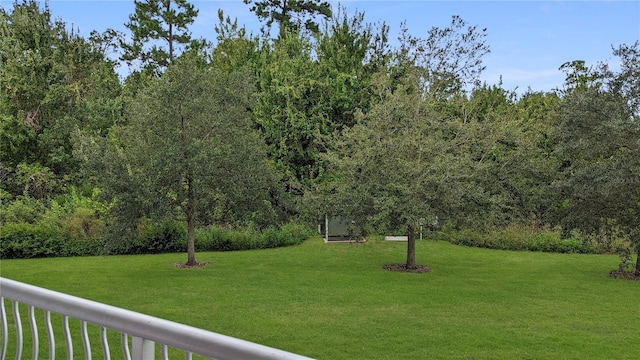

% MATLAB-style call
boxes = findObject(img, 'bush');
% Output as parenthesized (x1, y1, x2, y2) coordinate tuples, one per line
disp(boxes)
(576, 226, 631, 255)
(278, 222, 315, 243)
(0, 223, 63, 259)
(138, 220, 186, 254)
(0, 186, 111, 259)
(1, 218, 313, 259)
(436, 224, 594, 254)
(196, 226, 259, 251)
(196, 222, 313, 252)
(0, 197, 46, 225)
(0, 222, 103, 259)
(196, 226, 234, 251)
(105, 220, 187, 255)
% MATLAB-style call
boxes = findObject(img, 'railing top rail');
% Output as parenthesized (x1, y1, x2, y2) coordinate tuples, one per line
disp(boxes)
(0, 277, 313, 360)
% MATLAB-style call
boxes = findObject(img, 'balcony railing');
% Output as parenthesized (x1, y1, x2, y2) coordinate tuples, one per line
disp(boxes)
(0, 277, 313, 360)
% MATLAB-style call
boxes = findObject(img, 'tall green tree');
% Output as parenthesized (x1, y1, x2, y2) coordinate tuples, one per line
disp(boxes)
(253, 10, 389, 198)
(396, 15, 490, 99)
(441, 85, 561, 228)
(554, 42, 640, 275)
(315, 7, 389, 132)
(0, 0, 121, 197)
(314, 71, 494, 269)
(253, 31, 319, 194)
(121, 0, 198, 73)
(244, 0, 331, 36)
(511, 90, 562, 225)
(558, 60, 600, 95)
(210, 10, 260, 73)
(83, 59, 273, 265)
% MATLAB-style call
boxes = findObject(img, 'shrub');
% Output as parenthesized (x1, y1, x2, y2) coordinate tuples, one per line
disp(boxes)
(195, 222, 313, 252)
(195, 226, 232, 251)
(138, 220, 186, 254)
(106, 220, 186, 255)
(1, 219, 312, 259)
(196, 226, 258, 251)
(436, 223, 594, 254)
(58, 207, 106, 242)
(576, 226, 631, 255)
(278, 222, 315, 244)
(0, 197, 46, 225)
(0, 223, 62, 259)
(0, 222, 105, 259)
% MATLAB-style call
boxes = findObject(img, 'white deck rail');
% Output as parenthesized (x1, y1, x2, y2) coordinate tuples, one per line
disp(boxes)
(0, 277, 313, 360)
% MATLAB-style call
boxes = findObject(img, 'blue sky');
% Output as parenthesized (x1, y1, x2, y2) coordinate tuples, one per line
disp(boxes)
(2, 0, 639, 94)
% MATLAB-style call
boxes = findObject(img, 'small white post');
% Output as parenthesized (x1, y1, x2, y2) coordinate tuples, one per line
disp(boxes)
(325, 215, 329, 242)
(132, 336, 155, 360)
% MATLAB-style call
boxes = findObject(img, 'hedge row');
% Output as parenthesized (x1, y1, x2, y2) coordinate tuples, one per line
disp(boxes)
(0, 223, 102, 259)
(434, 225, 596, 254)
(0, 222, 314, 259)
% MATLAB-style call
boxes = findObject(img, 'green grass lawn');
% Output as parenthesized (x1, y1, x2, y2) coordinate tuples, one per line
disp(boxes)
(1, 237, 639, 359)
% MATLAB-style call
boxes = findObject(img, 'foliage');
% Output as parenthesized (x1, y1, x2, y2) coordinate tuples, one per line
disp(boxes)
(0, 222, 102, 259)
(195, 222, 313, 251)
(210, 10, 260, 73)
(395, 15, 490, 98)
(315, 7, 389, 133)
(243, 0, 332, 36)
(436, 224, 594, 254)
(312, 70, 499, 268)
(0, 216, 311, 259)
(253, 11, 390, 195)
(0, 185, 108, 259)
(120, 0, 199, 73)
(554, 42, 640, 274)
(574, 224, 633, 255)
(81, 59, 277, 265)
(253, 31, 320, 193)
(0, 0, 121, 180)
(101, 219, 186, 255)
(0, 195, 46, 225)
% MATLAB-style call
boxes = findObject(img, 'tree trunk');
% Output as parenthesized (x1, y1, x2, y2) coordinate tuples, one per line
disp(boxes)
(167, 0, 174, 63)
(406, 223, 416, 269)
(185, 168, 196, 266)
(635, 248, 640, 276)
(186, 208, 197, 266)
(182, 112, 196, 266)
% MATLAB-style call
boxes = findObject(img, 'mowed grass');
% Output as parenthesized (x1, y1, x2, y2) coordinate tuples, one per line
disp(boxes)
(1, 237, 639, 359)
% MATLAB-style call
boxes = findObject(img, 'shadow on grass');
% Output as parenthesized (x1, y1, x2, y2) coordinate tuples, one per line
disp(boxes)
(383, 263, 431, 273)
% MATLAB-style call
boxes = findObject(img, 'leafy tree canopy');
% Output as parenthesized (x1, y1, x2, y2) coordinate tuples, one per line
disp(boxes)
(121, 0, 199, 74)
(244, 0, 331, 37)
(1, 0, 121, 198)
(78, 58, 277, 265)
(554, 42, 640, 274)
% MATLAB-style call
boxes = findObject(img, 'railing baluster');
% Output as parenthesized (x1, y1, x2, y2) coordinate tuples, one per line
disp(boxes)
(1, 297, 8, 360)
(81, 321, 92, 360)
(28, 305, 38, 360)
(12, 301, 23, 360)
(0, 278, 313, 360)
(100, 326, 111, 360)
(62, 315, 73, 360)
(121, 333, 131, 360)
(132, 336, 155, 360)
(45, 310, 55, 360)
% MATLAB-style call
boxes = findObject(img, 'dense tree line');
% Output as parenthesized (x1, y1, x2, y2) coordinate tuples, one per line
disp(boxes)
(1, 0, 638, 274)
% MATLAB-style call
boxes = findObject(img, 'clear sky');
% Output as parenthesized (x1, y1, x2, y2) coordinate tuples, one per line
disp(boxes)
(2, 0, 639, 94)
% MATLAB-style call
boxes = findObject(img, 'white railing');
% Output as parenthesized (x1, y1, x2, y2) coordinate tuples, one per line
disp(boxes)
(0, 277, 313, 360)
